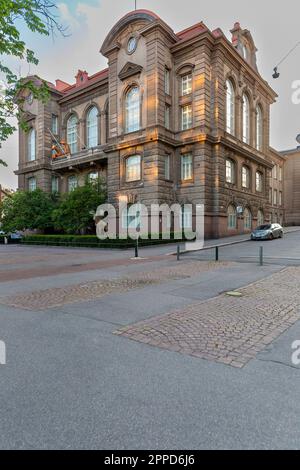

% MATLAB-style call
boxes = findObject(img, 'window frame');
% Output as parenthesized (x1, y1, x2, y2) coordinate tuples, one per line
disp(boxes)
(125, 155, 142, 183)
(226, 79, 235, 135)
(255, 171, 263, 192)
(242, 93, 250, 145)
(181, 153, 193, 182)
(51, 175, 59, 193)
(242, 165, 250, 189)
(68, 175, 78, 192)
(28, 176, 37, 192)
(244, 208, 252, 230)
(125, 86, 140, 134)
(86, 106, 99, 149)
(181, 104, 192, 131)
(67, 115, 78, 154)
(227, 205, 237, 230)
(256, 105, 263, 151)
(181, 73, 192, 96)
(28, 128, 36, 162)
(165, 68, 170, 95)
(226, 159, 235, 185)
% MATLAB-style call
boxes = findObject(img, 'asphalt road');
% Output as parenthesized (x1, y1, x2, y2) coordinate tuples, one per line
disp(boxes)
(0, 233, 300, 449)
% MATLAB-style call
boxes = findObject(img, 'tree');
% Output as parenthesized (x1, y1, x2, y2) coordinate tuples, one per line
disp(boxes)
(0, 0, 66, 164)
(52, 182, 107, 235)
(0, 188, 57, 232)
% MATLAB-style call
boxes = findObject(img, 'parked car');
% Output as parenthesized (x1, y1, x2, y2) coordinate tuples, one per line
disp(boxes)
(10, 231, 23, 240)
(251, 224, 284, 241)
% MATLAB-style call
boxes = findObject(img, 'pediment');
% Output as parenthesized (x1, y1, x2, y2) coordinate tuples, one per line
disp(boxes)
(118, 62, 143, 81)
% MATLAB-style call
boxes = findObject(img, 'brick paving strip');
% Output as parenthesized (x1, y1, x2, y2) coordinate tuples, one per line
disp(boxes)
(115, 267, 300, 368)
(0, 261, 231, 310)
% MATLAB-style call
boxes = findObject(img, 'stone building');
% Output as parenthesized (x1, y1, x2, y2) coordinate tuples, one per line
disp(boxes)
(280, 147, 300, 225)
(0, 185, 13, 205)
(15, 9, 285, 238)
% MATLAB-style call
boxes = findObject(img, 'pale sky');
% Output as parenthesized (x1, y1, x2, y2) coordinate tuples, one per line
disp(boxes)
(1, 0, 300, 189)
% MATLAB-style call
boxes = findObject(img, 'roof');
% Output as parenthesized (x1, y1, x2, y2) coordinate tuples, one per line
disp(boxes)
(176, 22, 208, 41)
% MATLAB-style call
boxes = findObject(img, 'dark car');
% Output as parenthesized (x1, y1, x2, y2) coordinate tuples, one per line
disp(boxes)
(251, 223, 284, 241)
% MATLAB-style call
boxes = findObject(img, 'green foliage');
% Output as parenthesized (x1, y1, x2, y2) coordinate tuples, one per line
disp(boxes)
(0, 188, 58, 232)
(52, 182, 106, 235)
(0, 0, 66, 163)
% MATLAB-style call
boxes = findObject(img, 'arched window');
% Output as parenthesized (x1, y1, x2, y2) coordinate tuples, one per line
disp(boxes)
(125, 86, 140, 133)
(125, 155, 141, 182)
(87, 106, 98, 148)
(28, 128, 36, 161)
(256, 105, 263, 151)
(67, 115, 78, 154)
(257, 209, 264, 227)
(244, 208, 252, 230)
(242, 165, 250, 189)
(68, 175, 78, 192)
(226, 158, 235, 184)
(242, 94, 250, 144)
(226, 79, 235, 135)
(228, 205, 237, 229)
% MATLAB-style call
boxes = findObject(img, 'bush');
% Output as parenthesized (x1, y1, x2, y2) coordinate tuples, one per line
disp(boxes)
(21, 233, 194, 249)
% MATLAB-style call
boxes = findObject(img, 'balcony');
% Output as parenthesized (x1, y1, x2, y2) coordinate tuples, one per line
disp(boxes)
(51, 145, 107, 170)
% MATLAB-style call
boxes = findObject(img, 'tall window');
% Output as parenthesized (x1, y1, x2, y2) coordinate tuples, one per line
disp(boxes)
(273, 189, 278, 205)
(181, 105, 192, 130)
(126, 155, 141, 182)
(52, 115, 58, 134)
(181, 153, 193, 181)
(182, 74, 192, 96)
(67, 115, 78, 154)
(180, 206, 193, 229)
(256, 105, 263, 151)
(165, 105, 171, 130)
(51, 176, 59, 193)
(228, 205, 237, 229)
(273, 165, 277, 179)
(226, 159, 235, 184)
(87, 106, 98, 148)
(242, 165, 250, 189)
(165, 68, 170, 95)
(164, 155, 170, 180)
(256, 171, 263, 192)
(257, 209, 264, 226)
(279, 191, 283, 206)
(279, 166, 283, 181)
(242, 94, 250, 144)
(68, 175, 78, 192)
(244, 208, 252, 230)
(28, 128, 36, 161)
(226, 79, 235, 135)
(28, 177, 36, 192)
(125, 86, 140, 133)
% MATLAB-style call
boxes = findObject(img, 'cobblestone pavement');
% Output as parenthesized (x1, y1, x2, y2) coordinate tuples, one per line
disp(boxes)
(0, 261, 231, 310)
(115, 267, 300, 368)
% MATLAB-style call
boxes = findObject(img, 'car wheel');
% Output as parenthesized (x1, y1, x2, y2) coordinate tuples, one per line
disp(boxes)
(269, 233, 274, 240)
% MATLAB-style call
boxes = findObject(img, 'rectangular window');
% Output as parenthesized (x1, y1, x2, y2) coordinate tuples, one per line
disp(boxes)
(51, 115, 58, 134)
(28, 177, 37, 192)
(256, 172, 263, 192)
(68, 176, 78, 192)
(226, 159, 235, 184)
(165, 68, 170, 95)
(279, 167, 283, 181)
(181, 105, 192, 130)
(273, 189, 278, 205)
(51, 176, 59, 193)
(279, 191, 283, 206)
(164, 155, 170, 180)
(126, 155, 141, 182)
(165, 105, 171, 130)
(269, 189, 272, 204)
(242, 166, 250, 188)
(181, 153, 193, 181)
(182, 74, 192, 96)
(273, 165, 277, 179)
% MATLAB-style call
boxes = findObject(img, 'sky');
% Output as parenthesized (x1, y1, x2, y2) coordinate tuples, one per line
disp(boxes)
(1, 0, 300, 189)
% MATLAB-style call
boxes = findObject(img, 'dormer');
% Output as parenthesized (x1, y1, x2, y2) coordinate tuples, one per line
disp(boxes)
(75, 70, 89, 86)
(231, 22, 258, 71)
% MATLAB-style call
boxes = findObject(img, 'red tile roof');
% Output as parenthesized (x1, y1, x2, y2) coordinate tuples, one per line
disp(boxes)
(55, 68, 109, 96)
(176, 22, 208, 41)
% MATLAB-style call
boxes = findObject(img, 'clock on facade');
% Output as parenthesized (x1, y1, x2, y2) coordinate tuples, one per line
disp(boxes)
(127, 36, 137, 54)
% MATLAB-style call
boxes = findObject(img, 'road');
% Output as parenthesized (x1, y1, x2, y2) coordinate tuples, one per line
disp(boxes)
(0, 231, 300, 449)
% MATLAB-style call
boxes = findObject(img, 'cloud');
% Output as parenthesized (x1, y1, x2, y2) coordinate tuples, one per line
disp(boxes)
(57, 3, 81, 32)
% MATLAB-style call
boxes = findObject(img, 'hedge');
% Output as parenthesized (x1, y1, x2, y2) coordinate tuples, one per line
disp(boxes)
(20, 233, 195, 249)
(0, 236, 22, 245)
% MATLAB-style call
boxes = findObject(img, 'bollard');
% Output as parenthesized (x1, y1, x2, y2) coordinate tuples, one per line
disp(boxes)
(135, 238, 139, 258)
(177, 244, 180, 261)
(215, 246, 219, 262)
(259, 246, 263, 266)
